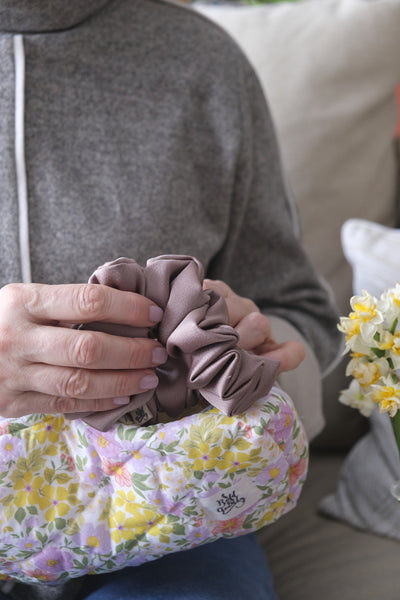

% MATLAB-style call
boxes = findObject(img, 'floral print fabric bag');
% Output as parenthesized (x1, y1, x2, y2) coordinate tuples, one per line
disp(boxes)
(0, 386, 307, 586)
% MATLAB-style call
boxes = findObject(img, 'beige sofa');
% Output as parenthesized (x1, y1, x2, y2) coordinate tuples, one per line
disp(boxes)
(194, 1, 400, 597)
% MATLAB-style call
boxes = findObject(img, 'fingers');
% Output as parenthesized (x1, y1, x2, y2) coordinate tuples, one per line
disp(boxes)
(0, 282, 166, 418)
(259, 340, 306, 373)
(0, 392, 138, 419)
(235, 312, 305, 372)
(235, 312, 271, 350)
(17, 364, 159, 401)
(0, 282, 163, 327)
(22, 326, 167, 370)
(203, 278, 305, 374)
(203, 279, 259, 326)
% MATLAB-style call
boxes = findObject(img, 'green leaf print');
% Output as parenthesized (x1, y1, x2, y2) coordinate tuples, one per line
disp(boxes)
(14, 507, 26, 524)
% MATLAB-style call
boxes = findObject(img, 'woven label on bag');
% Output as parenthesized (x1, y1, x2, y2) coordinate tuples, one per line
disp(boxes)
(129, 402, 153, 425)
(201, 478, 263, 521)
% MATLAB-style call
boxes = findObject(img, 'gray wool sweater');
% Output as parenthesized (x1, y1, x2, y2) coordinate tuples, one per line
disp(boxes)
(0, 0, 340, 365)
(0, 0, 341, 597)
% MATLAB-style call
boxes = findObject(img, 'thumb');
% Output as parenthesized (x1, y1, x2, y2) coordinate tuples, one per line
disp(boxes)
(261, 340, 305, 374)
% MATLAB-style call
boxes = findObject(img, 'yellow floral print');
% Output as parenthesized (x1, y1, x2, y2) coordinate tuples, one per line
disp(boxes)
(108, 510, 141, 543)
(30, 417, 65, 445)
(38, 484, 71, 521)
(13, 472, 44, 508)
(188, 442, 222, 471)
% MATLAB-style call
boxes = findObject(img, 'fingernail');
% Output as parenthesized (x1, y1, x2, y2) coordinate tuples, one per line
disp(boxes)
(140, 374, 159, 390)
(113, 396, 131, 405)
(149, 305, 163, 323)
(152, 347, 168, 365)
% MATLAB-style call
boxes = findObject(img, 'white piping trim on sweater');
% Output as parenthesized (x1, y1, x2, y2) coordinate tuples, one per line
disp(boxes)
(14, 34, 32, 284)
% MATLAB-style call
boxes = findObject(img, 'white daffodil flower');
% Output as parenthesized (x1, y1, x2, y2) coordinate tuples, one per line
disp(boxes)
(347, 357, 388, 387)
(350, 291, 383, 326)
(378, 283, 400, 325)
(340, 287, 400, 419)
(339, 379, 376, 417)
(371, 376, 400, 418)
(338, 316, 373, 354)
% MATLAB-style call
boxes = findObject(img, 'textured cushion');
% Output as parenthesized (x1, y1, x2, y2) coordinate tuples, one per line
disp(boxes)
(0, 388, 307, 585)
(194, 0, 400, 312)
(259, 451, 400, 600)
(319, 411, 400, 540)
(319, 219, 400, 539)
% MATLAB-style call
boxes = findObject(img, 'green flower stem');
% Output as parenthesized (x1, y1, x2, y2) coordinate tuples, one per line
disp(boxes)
(390, 318, 399, 335)
(391, 412, 400, 458)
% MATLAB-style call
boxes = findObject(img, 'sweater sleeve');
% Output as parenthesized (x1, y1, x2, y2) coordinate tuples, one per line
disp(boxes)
(206, 58, 342, 378)
(267, 315, 324, 441)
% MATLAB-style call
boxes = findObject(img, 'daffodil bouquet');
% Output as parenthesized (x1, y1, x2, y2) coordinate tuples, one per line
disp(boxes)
(339, 284, 400, 460)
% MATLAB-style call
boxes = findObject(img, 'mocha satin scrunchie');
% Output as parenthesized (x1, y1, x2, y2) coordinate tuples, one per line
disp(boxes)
(70, 255, 280, 431)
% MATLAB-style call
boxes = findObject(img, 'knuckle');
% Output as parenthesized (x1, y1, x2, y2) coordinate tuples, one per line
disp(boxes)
(0, 283, 48, 321)
(113, 372, 134, 396)
(0, 283, 26, 313)
(127, 293, 140, 318)
(0, 326, 14, 357)
(22, 284, 43, 314)
(51, 396, 106, 414)
(58, 369, 90, 398)
(247, 312, 270, 344)
(90, 398, 106, 412)
(0, 393, 26, 418)
(127, 339, 150, 369)
(213, 280, 229, 295)
(71, 332, 101, 367)
(243, 298, 258, 314)
(247, 311, 268, 331)
(51, 396, 79, 414)
(0, 403, 15, 419)
(87, 397, 109, 413)
(75, 285, 108, 320)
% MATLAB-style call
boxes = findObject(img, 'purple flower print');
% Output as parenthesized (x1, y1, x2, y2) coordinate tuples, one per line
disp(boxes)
(79, 459, 110, 489)
(33, 546, 73, 575)
(153, 423, 182, 447)
(266, 405, 294, 439)
(73, 523, 111, 555)
(146, 491, 187, 517)
(0, 435, 23, 462)
(168, 500, 187, 517)
(255, 455, 288, 487)
(187, 525, 211, 547)
(15, 534, 39, 553)
(85, 427, 124, 460)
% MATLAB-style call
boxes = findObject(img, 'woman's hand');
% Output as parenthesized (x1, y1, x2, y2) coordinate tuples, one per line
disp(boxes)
(203, 279, 305, 373)
(0, 283, 167, 417)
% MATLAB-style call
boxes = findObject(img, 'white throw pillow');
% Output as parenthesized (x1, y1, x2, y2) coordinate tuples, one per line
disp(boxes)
(341, 219, 400, 298)
(194, 0, 400, 310)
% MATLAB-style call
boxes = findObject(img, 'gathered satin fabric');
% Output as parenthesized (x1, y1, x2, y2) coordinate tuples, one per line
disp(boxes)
(71, 256, 280, 431)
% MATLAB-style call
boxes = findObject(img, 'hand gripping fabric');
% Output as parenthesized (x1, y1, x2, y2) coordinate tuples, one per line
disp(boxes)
(0, 256, 308, 586)
(73, 255, 280, 431)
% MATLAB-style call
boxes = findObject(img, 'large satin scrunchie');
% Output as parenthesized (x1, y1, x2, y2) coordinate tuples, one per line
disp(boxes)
(71, 256, 280, 431)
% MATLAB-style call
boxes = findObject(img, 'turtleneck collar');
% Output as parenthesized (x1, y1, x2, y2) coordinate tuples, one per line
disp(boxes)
(0, 0, 111, 33)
